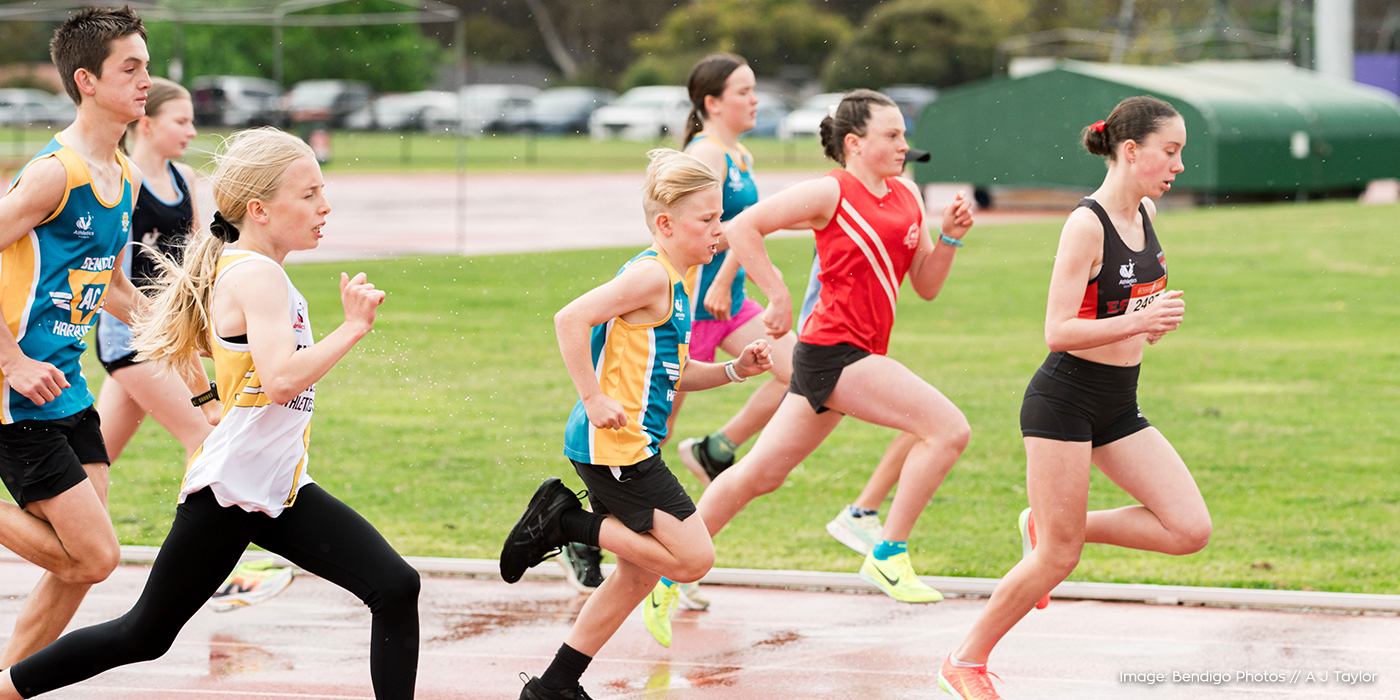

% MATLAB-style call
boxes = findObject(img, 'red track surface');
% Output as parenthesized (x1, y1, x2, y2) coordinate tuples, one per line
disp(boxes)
(2, 560, 1393, 699)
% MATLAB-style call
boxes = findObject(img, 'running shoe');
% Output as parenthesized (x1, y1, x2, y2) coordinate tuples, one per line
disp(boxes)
(938, 654, 1004, 700)
(859, 552, 943, 604)
(677, 580, 709, 610)
(1019, 507, 1050, 610)
(208, 559, 295, 612)
(677, 435, 733, 486)
(500, 477, 583, 584)
(557, 542, 605, 593)
(825, 506, 883, 555)
(643, 579, 680, 647)
(518, 675, 594, 700)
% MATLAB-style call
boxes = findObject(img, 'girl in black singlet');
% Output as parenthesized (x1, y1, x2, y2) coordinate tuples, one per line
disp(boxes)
(938, 97, 1213, 700)
(94, 78, 212, 463)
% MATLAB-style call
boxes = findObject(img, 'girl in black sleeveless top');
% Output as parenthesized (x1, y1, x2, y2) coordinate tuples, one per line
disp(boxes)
(93, 78, 212, 464)
(938, 97, 1213, 699)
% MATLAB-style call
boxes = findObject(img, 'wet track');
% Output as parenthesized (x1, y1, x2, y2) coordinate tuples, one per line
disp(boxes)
(1, 560, 1393, 699)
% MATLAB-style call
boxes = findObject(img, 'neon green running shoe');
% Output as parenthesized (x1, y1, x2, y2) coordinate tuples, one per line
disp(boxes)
(643, 579, 679, 647)
(859, 552, 943, 604)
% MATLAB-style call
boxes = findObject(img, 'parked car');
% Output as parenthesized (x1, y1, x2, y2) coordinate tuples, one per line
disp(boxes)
(346, 91, 457, 131)
(778, 92, 843, 140)
(453, 84, 539, 135)
(0, 89, 72, 126)
(881, 85, 938, 134)
(285, 79, 372, 128)
(191, 76, 283, 127)
(747, 91, 790, 138)
(500, 87, 616, 135)
(588, 85, 690, 141)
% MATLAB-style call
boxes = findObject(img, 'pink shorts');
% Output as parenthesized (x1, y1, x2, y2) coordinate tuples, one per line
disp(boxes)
(689, 299, 764, 362)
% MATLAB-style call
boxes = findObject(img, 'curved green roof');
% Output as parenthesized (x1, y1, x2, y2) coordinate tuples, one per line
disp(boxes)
(913, 60, 1400, 193)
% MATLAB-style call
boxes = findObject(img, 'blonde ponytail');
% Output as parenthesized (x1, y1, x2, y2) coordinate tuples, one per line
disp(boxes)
(131, 127, 315, 368)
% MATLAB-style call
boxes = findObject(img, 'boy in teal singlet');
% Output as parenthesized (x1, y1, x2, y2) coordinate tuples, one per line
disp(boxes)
(0, 7, 214, 666)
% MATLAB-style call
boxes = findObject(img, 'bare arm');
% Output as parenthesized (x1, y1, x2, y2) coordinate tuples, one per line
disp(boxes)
(220, 262, 384, 405)
(1043, 209, 1182, 352)
(675, 339, 772, 391)
(0, 159, 70, 404)
(725, 177, 840, 337)
(554, 260, 672, 430)
(702, 243, 744, 321)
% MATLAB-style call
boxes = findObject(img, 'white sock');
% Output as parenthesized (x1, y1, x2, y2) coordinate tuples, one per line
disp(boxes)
(949, 654, 984, 668)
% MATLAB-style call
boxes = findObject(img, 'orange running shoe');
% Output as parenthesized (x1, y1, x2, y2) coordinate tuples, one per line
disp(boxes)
(938, 654, 1004, 700)
(1018, 507, 1050, 610)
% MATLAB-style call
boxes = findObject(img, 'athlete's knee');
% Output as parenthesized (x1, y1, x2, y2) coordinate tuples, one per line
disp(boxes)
(668, 548, 715, 584)
(62, 543, 119, 585)
(1167, 514, 1212, 555)
(1036, 540, 1083, 577)
(372, 560, 421, 611)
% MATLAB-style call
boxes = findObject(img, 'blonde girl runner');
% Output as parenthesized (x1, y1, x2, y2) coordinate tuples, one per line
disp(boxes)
(938, 97, 1211, 700)
(0, 128, 420, 699)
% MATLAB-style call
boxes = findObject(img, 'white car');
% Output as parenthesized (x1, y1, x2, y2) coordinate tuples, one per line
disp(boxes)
(347, 91, 457, 131)
(454, 84, 539, 135)
(0, 89, 71, 126)
(778, 92, 844, 140)
(588, 86, 690, 141)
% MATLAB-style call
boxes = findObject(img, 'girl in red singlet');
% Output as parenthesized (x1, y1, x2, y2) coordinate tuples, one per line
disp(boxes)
(938, 97, 1212, 700)
(693, 89, 975, 605)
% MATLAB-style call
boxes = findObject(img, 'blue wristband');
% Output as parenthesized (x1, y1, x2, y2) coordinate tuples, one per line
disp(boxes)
(938, 231, 964, 248)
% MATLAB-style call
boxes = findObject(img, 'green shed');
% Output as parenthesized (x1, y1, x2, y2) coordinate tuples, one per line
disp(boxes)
(912, 60, 1400, 195)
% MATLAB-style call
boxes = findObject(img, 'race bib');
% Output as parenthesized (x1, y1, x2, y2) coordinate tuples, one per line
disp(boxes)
(1124, 277, 1167, 315)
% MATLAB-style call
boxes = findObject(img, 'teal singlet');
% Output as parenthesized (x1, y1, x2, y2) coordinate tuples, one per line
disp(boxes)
(0, 136, 134, 423)
(684, 134, 758, 321)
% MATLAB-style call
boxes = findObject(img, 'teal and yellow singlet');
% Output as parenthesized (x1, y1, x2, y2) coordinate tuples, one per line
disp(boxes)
(684, 134, 758, 321)
(564, 248, 691, 466)
(1, 136, 134, 423)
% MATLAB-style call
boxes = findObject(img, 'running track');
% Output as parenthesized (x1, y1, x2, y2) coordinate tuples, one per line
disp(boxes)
(0, 560, 1392, 699)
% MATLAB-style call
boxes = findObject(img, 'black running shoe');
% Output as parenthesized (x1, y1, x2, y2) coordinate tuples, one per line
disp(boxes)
(519, 676, 594, 700)
(500, 478, 582, 584)
(677, 435, 734, 486)
(558, 542, 605, 593)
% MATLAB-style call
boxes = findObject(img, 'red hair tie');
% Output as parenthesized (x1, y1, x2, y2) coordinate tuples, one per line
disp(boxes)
(1090, 120, 1106, 133)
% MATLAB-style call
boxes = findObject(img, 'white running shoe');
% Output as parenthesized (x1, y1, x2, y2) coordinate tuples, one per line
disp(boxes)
(677, 581, 710, 610)
(825, 506, 883, 555)
(208, 559, 295, 612)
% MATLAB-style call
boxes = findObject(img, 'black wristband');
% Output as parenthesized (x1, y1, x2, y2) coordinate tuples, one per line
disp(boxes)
(190, 382, 219, 407)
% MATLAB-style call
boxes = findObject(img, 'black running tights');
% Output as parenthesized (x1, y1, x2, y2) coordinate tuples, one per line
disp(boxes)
(9, 485, 419, 698)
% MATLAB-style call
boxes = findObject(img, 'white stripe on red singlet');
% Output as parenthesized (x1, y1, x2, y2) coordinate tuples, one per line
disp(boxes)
(834, 208, 898, 317)
(840, 200, 899, 285)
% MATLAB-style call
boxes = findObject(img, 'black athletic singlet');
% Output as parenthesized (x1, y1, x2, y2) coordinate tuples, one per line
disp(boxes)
(1076, 198, 1167, 320)
(129, 161, 194, 292)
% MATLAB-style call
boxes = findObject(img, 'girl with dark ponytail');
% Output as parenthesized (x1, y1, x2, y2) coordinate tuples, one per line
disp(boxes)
(939, 95, 1209, 700)
(674, 88, 977, 637)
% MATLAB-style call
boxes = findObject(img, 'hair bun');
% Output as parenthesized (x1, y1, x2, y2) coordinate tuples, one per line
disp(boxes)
(209, 211, 239, 242)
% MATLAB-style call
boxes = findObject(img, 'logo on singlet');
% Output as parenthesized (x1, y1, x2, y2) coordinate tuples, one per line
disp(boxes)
(73, 213, 94, 238)
(1119, 260, 1138, 287)
(903, 222, 921, 249)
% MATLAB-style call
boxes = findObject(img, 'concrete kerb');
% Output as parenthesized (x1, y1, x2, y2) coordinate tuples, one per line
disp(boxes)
(3, 545, 1395, 614)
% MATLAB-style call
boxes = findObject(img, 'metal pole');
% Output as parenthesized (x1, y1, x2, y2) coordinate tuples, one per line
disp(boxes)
(1315, 0, 1355, 80)
(455, 17, 466, 256)
(273, 18, 285, 87)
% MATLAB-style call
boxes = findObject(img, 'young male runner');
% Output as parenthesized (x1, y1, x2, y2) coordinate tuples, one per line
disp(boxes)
(0, 6, 210, 666)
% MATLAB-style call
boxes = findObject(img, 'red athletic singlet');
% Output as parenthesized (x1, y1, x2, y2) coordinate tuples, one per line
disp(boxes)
(799, 168, 925, 355)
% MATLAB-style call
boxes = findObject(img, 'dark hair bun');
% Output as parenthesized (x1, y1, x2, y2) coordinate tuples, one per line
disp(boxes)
(1080, 96, 1179, 160)
(819, 115, 840, 163)
(1081, 123, 1112, 156)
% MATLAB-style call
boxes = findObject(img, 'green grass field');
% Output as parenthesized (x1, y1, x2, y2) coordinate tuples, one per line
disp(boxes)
(87, 199, 1400, 594)
(0, 127, 829, 174)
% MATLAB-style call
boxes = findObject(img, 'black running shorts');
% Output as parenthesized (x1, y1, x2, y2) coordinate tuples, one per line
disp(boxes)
(570, 453, 696, 533)
(0, 406, 107, 507)
(787, 341, 871, 414)
(1020, 351, 1152, 447)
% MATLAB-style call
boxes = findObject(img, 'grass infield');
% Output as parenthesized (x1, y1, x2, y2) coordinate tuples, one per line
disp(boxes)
(88, 199, 1399, 594)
